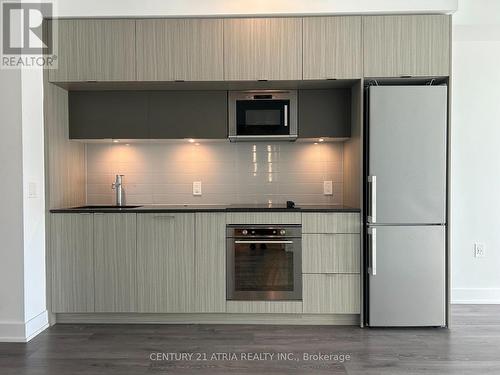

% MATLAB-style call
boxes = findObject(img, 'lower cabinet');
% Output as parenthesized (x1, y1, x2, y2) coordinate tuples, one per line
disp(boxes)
(94, 213, 137, 312)
(51, 213, 94, 313)
(136, 213, 195, 312)
(303, 274, 360, 314)
(194, 213, 226, 312)
(50, 211, 361, 317)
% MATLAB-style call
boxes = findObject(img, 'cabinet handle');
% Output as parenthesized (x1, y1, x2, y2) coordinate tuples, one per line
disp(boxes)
(368, 175, 377, 223)
(153, 215, 175, 219)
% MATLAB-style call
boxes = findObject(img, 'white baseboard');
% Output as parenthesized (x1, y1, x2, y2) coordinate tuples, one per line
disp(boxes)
(452, 288, 500, 304)
(25, 310, 49, 341)
(0, 320, 27, 342)
(0, 310, 49, 343)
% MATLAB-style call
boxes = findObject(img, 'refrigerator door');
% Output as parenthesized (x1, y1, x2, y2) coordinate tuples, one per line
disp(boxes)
(368, 225, 445, 327)
(368, 86, 447, 224)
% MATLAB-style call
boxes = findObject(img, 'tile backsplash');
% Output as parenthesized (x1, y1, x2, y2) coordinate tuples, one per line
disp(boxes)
(86, 141, 344, 206)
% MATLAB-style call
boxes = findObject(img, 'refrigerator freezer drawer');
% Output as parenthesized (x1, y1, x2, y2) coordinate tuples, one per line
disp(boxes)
(368, 225, 445, 327)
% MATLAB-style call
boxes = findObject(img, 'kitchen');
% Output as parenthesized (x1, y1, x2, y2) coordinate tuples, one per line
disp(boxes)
(5, 1, 498, 373)
(44, 14, 448, 328)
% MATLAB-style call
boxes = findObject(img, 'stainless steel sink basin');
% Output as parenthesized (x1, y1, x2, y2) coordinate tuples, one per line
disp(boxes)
(72, 205, 142, 209)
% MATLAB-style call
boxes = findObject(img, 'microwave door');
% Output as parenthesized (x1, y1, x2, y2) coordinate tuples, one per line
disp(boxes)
(236, 100, 289, 136)
(228, 90, 298, 141)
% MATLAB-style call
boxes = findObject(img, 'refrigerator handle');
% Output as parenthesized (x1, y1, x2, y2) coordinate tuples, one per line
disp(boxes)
(368, 227, 377, 276)
(368, 175, 377, 223)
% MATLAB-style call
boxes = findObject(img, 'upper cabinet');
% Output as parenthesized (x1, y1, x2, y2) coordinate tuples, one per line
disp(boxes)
(136, 19, 224, 81)
(48, 15, 451, 84)
(303, 17, 362, 79)
(223, 18, 302, 80)
(363, 15, 450, 77)
(48, 19, 136, 82)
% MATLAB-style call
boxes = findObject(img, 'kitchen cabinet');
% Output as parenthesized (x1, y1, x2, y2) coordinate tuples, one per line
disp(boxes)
(94, 213, 137, 312)
(226, 212, 301, 225)
(68, 91, 148, 139)
(68, 90, 227, 139)
(136, 213, 195, 312)
(148, 91, 227, 139)
(223, 18, 302, 80)
(303, 274, 360, 313)
(48, 19, 136, 82)
(302, 213, 360, 234)
(363, 15, 450, 77)
(298, 89, 351, 138)
(194, 213, 226, 312)
(51, 213, 94, 312)
(303, 16, 362, 79)
(302, 234, 360, 273)
(136, 19, 224, 81)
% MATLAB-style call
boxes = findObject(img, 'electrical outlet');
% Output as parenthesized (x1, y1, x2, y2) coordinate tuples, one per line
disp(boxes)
(323, 181, 333, 195)
(474, 242, 485, 258)
(193, 181, 202, 196)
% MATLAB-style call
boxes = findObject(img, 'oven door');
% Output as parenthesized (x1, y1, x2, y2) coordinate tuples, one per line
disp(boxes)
(227, 238, 302, 300)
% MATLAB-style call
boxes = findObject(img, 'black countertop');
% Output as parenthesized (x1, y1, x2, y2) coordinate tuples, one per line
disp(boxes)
(50, 204, 361, 213)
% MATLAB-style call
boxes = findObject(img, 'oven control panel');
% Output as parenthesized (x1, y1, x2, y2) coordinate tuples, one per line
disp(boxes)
(227, 225, 301, 238)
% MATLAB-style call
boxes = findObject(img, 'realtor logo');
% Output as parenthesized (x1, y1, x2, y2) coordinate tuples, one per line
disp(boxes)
(1, 2, 57, 68)
(2, 2, 52, 54)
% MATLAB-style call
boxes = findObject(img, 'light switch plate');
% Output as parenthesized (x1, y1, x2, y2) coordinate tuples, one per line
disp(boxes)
(474, 242, 485, 258)
(28, 182, 38, 198)
(193, 181, 202, 196)
(323, 180, 333, 195)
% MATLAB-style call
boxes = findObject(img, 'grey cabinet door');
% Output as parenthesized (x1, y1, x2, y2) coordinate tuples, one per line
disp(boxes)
(298, 89, 351, 138)
(50, 213, 94, 312)
(368, 225, 445, 326)
(48, 19, 136, 82)
(68, 90, 227, 139)
(194, 213, 226, 312)
(363, 15, 450, 77)
(303, 274, 360, 314)
(303, 16, 362, 79)
(148, 91, 227, 139)
(137, 213, 195, 312)
(224, 18, 302, 80)
(69, 91, 149, 139)
(136, 19, 224, 81)
(94, 213, 137, 312)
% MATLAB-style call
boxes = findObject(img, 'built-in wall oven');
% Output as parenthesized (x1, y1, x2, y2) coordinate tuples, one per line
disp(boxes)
(228, 90, 298, 141)
(226, 225, 302, 300)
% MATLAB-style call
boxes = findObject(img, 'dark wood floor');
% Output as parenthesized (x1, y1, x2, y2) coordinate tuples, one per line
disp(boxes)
(1, 305, 500, 374)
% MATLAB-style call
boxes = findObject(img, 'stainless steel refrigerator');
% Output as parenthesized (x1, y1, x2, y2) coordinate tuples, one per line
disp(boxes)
(366, 85, 447, 327)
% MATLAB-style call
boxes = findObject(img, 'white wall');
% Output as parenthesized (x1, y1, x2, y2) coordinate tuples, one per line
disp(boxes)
(451, 0, 500, 303)
(0, 68, 48, 342)
(0, 69, 26, 341)
(51, 0, 457, 17)
(21, 68, 48, 338)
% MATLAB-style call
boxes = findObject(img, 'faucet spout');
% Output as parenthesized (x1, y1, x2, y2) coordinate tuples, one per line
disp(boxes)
(111, 174, 125, 206)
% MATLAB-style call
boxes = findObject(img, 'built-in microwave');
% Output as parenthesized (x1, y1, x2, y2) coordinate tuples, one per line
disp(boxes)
(228, 90, 298, 141)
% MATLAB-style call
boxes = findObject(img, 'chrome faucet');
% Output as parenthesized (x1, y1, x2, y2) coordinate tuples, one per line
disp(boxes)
(111, 174, 125, 206)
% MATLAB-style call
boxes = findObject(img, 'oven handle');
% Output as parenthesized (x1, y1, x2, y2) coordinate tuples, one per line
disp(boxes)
(234, 240, 294, 244)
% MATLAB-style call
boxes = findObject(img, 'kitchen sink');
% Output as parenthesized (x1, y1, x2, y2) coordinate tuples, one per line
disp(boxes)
(72, 205, 142, 209)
